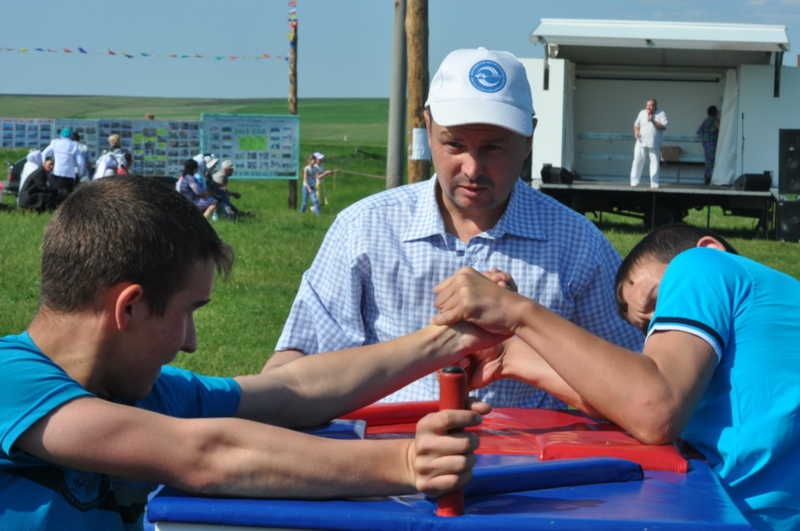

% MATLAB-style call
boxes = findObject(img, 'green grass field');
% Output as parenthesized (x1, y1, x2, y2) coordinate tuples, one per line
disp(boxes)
(2, 95, 798, 376)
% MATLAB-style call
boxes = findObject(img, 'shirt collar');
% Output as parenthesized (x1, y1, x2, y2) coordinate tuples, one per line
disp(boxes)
(403, 177, 547, 242)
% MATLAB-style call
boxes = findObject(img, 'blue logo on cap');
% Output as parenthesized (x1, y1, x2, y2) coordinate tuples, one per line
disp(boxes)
(469, 60, 506, 93)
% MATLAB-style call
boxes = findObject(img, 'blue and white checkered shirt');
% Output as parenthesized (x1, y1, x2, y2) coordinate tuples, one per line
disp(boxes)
(276, 177, 643, 407)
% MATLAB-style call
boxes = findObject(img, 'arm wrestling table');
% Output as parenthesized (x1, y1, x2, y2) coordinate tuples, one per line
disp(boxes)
(147, 405, 752, 530)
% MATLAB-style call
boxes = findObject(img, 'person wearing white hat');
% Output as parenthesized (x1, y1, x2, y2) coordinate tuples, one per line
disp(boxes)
(265, 48, 642, 408)
(312, 152, 334, 208)
(211, 160, 250, 219)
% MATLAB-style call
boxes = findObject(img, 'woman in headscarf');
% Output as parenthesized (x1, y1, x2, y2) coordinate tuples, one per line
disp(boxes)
(18, 149, 43, 193)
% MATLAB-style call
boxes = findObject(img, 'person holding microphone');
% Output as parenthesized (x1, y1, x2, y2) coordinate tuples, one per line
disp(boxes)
(630, 98, 668, 188)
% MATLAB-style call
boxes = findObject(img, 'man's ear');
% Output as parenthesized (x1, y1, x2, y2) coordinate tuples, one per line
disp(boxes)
(697, 236, 727, 251)
(112, 283, 145, 331)
(423, 109, 432, 134)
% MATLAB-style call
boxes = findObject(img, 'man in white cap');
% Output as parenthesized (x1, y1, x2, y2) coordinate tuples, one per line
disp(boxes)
(41, 128, 84, 201)
(264, 48, 642, 408)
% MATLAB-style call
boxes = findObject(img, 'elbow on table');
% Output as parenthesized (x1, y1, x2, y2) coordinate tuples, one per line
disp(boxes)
(626, 410, 684, 446)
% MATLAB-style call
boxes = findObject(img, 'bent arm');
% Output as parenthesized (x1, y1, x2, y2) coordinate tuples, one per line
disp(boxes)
(238, 324, 505, 428)
(433, 268, 717, 444)
(16, 395, 485, 499)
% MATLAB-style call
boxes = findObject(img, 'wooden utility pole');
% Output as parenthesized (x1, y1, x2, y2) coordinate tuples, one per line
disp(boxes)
(288, 19, 298, 209)
(405, 0, 430, 183)
(386, 0, 407, 189)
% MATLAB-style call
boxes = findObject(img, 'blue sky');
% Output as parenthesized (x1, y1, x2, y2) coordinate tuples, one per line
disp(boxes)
(1, 0, 798, 99)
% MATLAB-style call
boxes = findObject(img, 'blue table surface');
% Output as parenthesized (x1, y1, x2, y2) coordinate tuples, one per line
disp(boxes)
(147, 454, 752, 530)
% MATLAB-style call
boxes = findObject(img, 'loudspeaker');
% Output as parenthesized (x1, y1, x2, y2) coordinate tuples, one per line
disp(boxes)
(540, 165, 575, 185)
(733, 172, 772, 191)
(779, 129, 800, 194)
(776, 201, 800, 240)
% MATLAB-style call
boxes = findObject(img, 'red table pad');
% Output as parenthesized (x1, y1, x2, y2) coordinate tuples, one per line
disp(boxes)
(346, 402, 690, 473)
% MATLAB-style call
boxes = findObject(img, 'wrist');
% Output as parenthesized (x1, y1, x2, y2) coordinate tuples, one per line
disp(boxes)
(404, 439, 419, 492)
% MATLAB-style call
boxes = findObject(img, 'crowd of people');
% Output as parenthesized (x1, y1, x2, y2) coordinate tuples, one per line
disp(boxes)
(17, 131, 128, 212)
(14, 131, 249, 221)
(0, 47, 796, 531)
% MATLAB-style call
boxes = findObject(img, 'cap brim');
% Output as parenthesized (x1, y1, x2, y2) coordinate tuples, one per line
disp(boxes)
(430, 101, 532, 137)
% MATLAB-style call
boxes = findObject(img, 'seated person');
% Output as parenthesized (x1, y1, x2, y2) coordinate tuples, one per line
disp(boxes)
(178, 158, 217, 219)
(93, 151, 120, 180)
(18, 157, 58, 212)
(432, 224, 800, 531)
(212, 160, 249, 218)
(18, 149, 43, 194)
(1, 175, 503, 530)
(115, 153, 133, 175)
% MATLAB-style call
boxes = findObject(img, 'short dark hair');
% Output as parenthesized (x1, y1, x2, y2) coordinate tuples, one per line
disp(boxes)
(40, 176, 234, 316)
(614, 224, 737, 318)
(184, 159, 198, 175)
(72, 132, 81, 142)
(707, 105, 719, 117)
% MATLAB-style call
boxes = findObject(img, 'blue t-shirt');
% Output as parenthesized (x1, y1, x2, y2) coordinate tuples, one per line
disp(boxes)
(0, 332, 241, 531)
(648, 248, 800, 531)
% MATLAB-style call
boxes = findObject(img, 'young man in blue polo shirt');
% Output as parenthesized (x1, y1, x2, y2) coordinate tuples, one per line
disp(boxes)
(432, 224, 800, 531)
(0, 176, 503, 530)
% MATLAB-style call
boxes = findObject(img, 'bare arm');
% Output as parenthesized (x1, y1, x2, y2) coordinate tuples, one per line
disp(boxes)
(468, 337, 605, 418)
(238, 323, 506, 428)
(432, 268, 717, 444)
(16, 396, 487, 499)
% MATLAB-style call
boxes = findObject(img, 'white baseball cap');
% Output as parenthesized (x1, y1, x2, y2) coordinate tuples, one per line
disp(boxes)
(426, 48, 535, 137)
(313, 152, 324, 160)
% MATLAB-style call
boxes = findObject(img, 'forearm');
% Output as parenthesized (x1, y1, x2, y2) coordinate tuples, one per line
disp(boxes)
(507, 298, 689, 441)
(23, 399, 416, 499)
(181, 421, 415, 499)
(238, 324, 487, 427)
(500, 337, 605, 418)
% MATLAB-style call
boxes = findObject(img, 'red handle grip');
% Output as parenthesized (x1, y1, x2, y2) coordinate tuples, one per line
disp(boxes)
(437, 366, 467, 517)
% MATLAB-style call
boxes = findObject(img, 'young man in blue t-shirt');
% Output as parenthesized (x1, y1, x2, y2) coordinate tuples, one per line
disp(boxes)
(432, 224, 800, 531)
(0, 176, 504, 530)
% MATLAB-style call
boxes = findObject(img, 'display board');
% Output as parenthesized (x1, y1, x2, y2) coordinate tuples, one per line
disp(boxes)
(98, 119, 201, 177)
(201, 113, 300, 180)
(1, 118, 53, 148)
(53, 119, 101, 164)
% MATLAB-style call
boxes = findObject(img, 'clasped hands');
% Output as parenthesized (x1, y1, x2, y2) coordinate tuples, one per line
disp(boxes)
(433, 266, 527, 390)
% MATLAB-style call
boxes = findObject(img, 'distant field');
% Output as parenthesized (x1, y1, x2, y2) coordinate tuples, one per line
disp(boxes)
(0, 95, 391, 146)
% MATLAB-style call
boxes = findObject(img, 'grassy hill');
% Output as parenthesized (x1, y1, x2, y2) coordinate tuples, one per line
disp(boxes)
(0, 95, 391, 146)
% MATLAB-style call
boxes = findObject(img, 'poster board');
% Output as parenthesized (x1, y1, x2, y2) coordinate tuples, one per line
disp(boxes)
(97, 119, 201, 177)
(53, 119, 101, 164)
(201, 114, 300, 180)
(1, 118, 53, 149)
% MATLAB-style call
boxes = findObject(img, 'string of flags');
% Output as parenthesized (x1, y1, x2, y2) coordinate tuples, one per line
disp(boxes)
(0, 47, 289, 61)
(2, 2, 298, 62)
